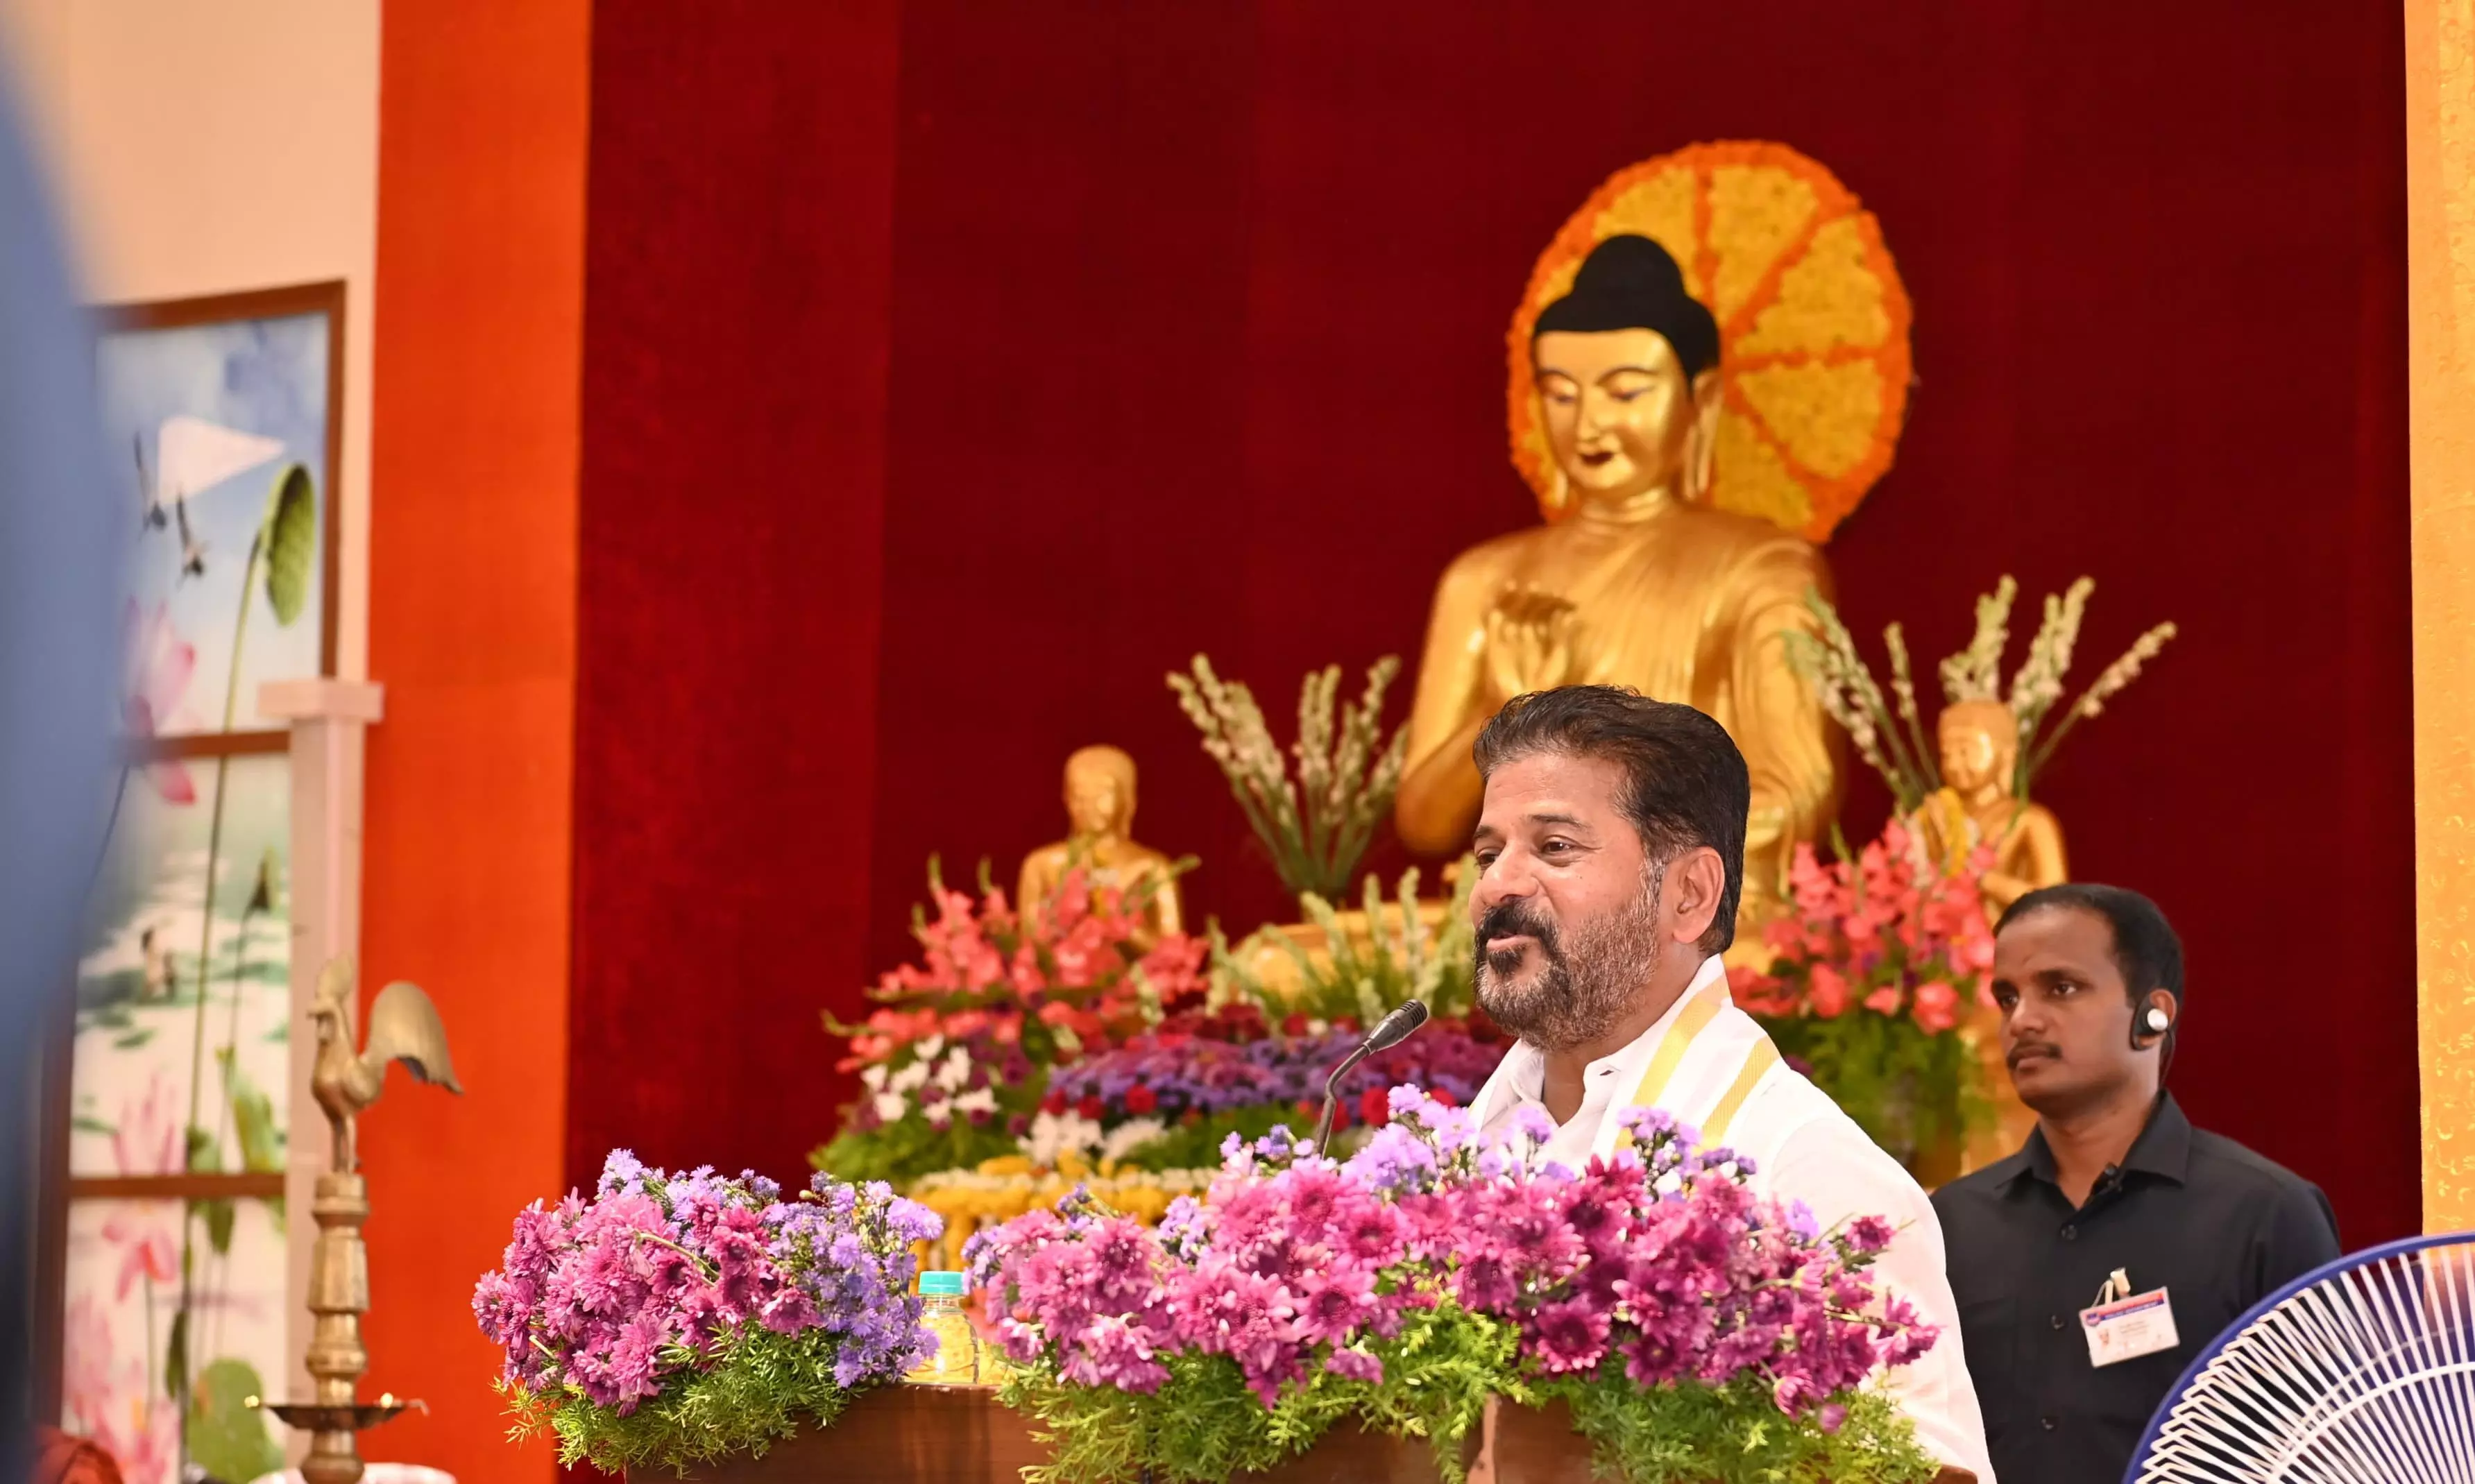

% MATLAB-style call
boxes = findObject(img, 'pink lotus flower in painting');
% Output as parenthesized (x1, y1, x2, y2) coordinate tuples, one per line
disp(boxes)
(121, 600, 198, 803)
(114, 1072, 182, 1176)
(62, 1295, 179, 1484)
(102, 1211, 176, 1301)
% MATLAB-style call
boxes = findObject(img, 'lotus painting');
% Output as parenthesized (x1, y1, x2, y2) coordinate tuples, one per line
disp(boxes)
(99, 293, 335, 739)
(56, 285, 341, 1484)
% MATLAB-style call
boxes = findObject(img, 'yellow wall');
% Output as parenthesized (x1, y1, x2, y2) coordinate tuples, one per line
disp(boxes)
(0, 0, 377, 681)
(2410, 0, 2475, 1231)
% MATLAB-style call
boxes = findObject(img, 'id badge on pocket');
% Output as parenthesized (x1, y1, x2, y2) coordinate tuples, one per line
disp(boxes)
(2081, 1288, 2179, 1368)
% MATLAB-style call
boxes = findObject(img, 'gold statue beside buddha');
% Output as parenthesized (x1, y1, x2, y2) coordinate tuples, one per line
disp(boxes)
(1395, 235, 1838, 927)
(1913, 701, 2066, 1172)
(1018, 744, 1183, 938)
(1914, 699, 2068, 913)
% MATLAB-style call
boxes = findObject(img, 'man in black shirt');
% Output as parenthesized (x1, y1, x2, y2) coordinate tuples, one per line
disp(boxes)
(1932, 884, 2339, 1484)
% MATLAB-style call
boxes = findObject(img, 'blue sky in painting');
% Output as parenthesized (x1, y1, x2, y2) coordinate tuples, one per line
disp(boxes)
(97, 312, 328, 734)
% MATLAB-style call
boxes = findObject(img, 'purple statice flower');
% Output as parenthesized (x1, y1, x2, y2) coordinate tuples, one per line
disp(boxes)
(1044, 1018, 1510, 1127)
(472, 1151, 940, 1419)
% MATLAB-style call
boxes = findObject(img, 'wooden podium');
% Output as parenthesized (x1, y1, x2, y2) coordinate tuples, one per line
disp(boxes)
(671, 1385, 1974, 1484)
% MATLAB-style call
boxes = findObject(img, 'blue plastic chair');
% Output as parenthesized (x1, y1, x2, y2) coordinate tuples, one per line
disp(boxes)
(2128, 1231, 2475, 1481)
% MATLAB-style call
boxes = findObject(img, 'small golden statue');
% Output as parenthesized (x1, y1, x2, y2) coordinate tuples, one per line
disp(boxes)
(1017, 745, 1183, 937)
(260, 957, 462, 1484)
(1914, 699, 2068, 912)
(1396, 235, 1838, 926)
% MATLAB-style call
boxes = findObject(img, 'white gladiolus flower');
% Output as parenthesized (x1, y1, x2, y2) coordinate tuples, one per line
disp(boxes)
(951, 1087, 998, 1118)
(872, 1091, 908, 1124)
(1100, 1117, 1168, 1166)
(1020, 1111, 1105, 1169)
(860, 1064, 888, 1092)
(935, 1045, 972, 1092)
(924, 1099, 953, 1129)
(916, 1033, 946, 1061)
(889, 1060, 930, 1094)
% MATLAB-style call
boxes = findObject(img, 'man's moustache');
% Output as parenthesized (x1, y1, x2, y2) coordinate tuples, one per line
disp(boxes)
(1477, 901, 1559, 958)
(2006, 1041, 2061, 1068)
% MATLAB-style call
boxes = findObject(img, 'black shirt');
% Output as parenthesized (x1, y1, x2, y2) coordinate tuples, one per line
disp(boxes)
(1930, 1093, 2339, 1484)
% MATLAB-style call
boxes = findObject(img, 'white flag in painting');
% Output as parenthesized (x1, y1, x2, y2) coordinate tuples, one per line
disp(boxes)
(155, 414, 282, 503)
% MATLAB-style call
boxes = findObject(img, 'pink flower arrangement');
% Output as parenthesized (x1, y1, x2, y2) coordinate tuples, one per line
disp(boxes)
(1731, 819, 1996, 1035)
(969, 1088, 1935, 1450)
(475, 1152, 942, 1473)
(834, 862, 1207, 1074)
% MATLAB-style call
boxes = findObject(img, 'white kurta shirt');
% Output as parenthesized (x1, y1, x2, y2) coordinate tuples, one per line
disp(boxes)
(1471, 952, 1997, 1484)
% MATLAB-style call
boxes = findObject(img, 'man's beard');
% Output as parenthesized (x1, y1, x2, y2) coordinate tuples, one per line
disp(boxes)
(1472, 863, 1667, 1052)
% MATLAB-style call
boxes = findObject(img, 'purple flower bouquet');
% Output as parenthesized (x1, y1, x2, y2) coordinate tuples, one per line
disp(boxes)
(968, 1090, 1942, 1484)
(475, 1151, 944, 1475)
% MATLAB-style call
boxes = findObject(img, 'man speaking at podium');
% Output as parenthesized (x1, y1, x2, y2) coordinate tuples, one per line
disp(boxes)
(1463, 686, 1994, 1482)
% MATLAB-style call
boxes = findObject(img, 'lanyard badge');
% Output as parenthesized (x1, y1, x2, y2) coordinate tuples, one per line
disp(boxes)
(2081, 1268, 2179, 1367)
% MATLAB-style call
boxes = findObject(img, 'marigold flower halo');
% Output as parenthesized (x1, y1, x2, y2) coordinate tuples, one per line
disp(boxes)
(969, 1088, 1941, 1484)
(474, 1152, 943, 1476)
(1508, 139, 1914, 543)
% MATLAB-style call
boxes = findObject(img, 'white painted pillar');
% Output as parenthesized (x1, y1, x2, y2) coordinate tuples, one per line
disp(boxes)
(260, 677, 383, 1412)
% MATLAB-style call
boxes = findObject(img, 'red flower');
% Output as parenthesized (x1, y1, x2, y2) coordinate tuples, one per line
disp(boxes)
(1077, 1094, 1106, 1121)
(1041, 1089, 1069, 1116)
(1123, 1084, 1158, 1116)
(1427, 1087, 1457, 1109)
(1359, 1088, 1391, 1128)
(1282, 1012, 1310, 1037)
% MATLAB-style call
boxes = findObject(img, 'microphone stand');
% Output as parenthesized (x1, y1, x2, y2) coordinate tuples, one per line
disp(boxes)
(1309, 999, 1430, 1153)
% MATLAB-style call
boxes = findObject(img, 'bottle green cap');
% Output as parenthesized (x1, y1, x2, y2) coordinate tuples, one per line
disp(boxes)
(920, 1270, 967, 1297)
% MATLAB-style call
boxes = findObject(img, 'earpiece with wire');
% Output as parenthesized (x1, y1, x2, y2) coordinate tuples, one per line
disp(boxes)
(2132, 998, 2179, 1086)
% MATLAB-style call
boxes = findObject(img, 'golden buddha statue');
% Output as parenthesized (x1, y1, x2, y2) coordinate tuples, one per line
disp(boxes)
(1395, 235, 1838, 927)
(1017, 745, 1184, 938)
(1914, 699, 2067, 913)
(1914, 699, 2065, 1175)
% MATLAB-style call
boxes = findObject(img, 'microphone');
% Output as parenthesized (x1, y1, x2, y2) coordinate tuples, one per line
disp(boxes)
(1309, 1000, 1430, 1153)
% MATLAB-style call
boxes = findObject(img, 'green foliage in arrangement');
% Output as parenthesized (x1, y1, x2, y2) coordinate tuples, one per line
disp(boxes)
(809, 1107, 1023, 1188)
(504, 1324, 870, 1476)
(1547, 1375, 1937, 1484)
(1106, 1104, 1303, 1174)
(997, 1303, 1935, 1484)
(1211, 860, 1478, 1026)
(999, 1299, 1517, 1484)
(1758, 1009, 1987, 1172)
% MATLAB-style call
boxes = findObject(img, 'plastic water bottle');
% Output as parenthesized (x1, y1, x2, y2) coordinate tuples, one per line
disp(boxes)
(906, 1270, 978, 1385)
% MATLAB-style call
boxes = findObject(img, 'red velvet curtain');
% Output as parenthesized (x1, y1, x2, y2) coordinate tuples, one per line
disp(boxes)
(572, 0, 2417, 1242)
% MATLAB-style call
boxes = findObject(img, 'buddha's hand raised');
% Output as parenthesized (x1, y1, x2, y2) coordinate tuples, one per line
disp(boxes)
(1483, 587, 1579, 706)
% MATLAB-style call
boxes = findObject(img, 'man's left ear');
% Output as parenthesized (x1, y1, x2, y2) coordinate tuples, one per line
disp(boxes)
(1669, 846, 1727, 946)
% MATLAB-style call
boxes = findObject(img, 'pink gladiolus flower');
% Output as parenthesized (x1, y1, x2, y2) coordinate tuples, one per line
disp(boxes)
(1863, 984, 1903, 1016)
(1807, 963, 1849, 1018)
(1912, 980, 1961, 1034)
